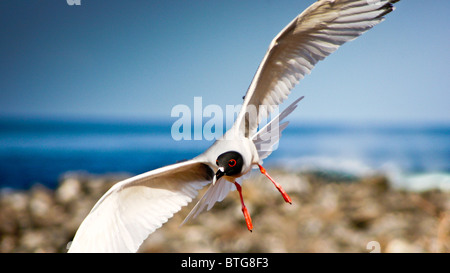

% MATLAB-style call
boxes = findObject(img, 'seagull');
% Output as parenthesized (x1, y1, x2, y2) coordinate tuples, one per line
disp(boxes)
(68, 0, 399, 252)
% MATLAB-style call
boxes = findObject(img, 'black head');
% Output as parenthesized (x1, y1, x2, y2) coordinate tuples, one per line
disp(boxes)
(215, 151, 244, 179)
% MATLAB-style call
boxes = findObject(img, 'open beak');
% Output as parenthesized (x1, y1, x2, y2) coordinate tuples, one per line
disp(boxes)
(213, 167, 225, 185)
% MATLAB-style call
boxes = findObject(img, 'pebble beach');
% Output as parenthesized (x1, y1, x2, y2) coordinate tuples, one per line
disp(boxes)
(0, 169, 448, 253)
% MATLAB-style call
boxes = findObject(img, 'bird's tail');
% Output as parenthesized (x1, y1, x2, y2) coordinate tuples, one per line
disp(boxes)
(252, 96, 304, 163)
(180, 177, 236, 226)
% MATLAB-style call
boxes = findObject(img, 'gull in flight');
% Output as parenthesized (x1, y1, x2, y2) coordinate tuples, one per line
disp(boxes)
(68, 0, 400, 252)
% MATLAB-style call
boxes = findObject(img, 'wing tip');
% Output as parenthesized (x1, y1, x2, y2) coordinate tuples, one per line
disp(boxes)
(296, 95, 305, 103)
(376, 1, 400, 19)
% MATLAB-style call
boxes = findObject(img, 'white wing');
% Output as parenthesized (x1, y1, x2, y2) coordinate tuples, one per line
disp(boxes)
(234, 0, 399, 137)
(68, 159, 213, 253)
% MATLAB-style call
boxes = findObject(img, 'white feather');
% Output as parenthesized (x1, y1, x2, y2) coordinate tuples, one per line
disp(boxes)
(253, 96, 304, 162)
(68, 159, 212, 252)
(233, 0, 397, 137)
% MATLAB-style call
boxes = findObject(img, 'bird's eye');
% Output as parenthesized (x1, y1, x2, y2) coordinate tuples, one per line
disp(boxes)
(216, 160, 219, 166)
(228, 159, 236, 167)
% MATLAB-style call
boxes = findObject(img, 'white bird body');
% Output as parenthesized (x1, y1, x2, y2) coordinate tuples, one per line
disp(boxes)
(198, 129, 260, 176)
(68, 0, 399, 252)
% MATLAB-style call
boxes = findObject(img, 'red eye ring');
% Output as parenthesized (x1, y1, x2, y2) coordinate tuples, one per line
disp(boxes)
(216, 160, 219, 166)
(228, 159, 236, 167)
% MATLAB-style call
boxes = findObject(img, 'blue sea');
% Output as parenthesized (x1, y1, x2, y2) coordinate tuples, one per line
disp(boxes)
(0, 117, 449, 191)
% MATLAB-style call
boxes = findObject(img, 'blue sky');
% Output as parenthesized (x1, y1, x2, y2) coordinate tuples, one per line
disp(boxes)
(0, 0, 449, 124)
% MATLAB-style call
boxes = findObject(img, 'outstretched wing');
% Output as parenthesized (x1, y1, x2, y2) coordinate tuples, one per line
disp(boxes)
(234, 0, 399, 137)
(68, 159, 213, 253)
